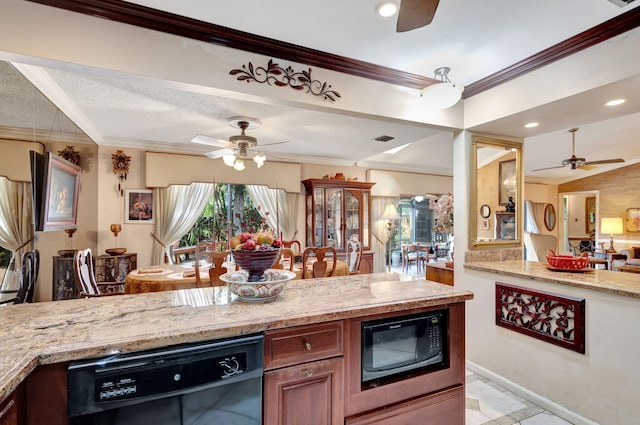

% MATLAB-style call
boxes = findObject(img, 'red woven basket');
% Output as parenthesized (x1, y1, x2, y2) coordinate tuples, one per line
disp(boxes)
(546, 249, 589, 270)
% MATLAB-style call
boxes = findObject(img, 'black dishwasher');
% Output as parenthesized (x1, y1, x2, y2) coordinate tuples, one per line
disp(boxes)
(68, 334, 263, 424)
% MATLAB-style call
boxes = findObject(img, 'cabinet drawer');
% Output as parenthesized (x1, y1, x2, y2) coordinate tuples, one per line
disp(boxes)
(264, 321, 343, 370)
(345, 385, 464, 425)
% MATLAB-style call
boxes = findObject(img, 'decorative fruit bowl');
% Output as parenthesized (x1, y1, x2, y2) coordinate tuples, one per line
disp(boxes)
(546, 249, 589, 270)
(230, 249, 281, 282)
(220, 269, 295, 302)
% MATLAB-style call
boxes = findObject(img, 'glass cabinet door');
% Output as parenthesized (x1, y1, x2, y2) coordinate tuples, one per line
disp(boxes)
(314, 188, 324, 247)
(306, 194, 313, 247)
(326, 188, 342, 249)
(362, 191, 369, 248)
(345, 190, 360, 245)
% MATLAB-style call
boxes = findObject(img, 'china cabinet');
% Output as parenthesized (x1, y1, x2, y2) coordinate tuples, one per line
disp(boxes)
(302, 179, 374, 252)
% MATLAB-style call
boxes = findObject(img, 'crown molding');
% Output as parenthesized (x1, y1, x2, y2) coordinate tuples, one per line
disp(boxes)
(25, 1, 640, 98)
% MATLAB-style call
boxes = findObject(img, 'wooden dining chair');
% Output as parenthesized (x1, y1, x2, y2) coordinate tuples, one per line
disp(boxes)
(0, 250, 39, 305)
(282, 240, 302, 254)
(272, 248, 295, 271)
(301, 246, 338, 279)
(73, 248, 124, 297)
(194, 250, 230, 287)
(401, 244, 419, 274)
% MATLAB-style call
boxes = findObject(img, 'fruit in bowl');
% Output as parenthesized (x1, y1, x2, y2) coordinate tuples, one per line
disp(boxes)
(230, 231, 281, 251)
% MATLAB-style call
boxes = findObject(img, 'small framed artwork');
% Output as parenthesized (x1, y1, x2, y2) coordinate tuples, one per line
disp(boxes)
(499, 159, 516, 206)
(626, 208, 640, 232)
(480, 218, 490, 230)
(125, 189, 154, 223)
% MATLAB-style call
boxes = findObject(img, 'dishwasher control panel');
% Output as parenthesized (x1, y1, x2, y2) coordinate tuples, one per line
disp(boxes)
(94, 352, 247, 402)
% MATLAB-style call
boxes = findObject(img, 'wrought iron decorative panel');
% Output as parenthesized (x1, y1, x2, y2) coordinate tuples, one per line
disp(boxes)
(495, 283, 585, 354)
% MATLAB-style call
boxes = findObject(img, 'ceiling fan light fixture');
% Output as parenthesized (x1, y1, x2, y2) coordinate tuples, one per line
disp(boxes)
(376, 2, 399, 17)
(420, 67, 464, 109)
(233, 159, 246, 171)
(223, 154, 236, 166)
(254, 154, 266, 168)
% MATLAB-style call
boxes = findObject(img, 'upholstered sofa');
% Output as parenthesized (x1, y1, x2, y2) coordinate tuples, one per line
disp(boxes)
(617, 247, 640, 270)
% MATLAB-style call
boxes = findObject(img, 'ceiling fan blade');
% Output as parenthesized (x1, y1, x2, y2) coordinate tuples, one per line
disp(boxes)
(205, 148, 234, 159)
(583, 158, 625, 165)
(259, 140, 291, 147)
(397, 0, 440, 32)
(576, 164, 596, 171)
(190, 134, 230, 148)
(531, 165, 566, 172)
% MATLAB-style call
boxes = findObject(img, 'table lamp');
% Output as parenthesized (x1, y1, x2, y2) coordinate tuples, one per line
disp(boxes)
(382, 204, 400, 272)
(600, 217, 623, 252)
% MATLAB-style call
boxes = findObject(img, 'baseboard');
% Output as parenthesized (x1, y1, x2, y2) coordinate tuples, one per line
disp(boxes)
(466, 360, 601, 425)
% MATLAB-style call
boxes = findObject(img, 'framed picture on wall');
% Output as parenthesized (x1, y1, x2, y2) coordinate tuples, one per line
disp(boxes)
(480, 218, 490, 230)
(499, 159, 516, 205)
(585, 196, 596, 234)
(626, 208, 640, 232)
(125, 189, 154, 223)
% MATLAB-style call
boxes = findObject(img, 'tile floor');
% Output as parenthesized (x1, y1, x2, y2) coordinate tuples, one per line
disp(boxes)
(465, 369, 573, 424)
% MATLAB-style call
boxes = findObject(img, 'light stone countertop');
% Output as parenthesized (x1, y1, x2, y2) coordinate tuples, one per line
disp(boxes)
(0, 272, 473, 404)
(465, 260, 640, 298)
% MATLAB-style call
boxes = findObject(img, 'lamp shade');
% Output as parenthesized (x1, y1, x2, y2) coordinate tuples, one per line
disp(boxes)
(382, 204, 400, 221)
(601, 217, 623, 235)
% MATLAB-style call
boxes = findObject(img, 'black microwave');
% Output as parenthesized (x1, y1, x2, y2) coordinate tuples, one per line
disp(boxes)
(361, 310, 447, 386)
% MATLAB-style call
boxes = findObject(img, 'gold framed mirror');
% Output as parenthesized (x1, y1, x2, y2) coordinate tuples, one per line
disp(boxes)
(544, 203, 556, 231)
(469, 135, 523, 248)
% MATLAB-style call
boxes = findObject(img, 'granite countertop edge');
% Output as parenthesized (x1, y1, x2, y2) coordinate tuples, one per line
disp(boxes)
(464, 260, 640, 298)
(0, 272, 472, 405)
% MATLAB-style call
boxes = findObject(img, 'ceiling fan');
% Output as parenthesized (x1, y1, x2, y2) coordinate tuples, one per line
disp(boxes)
(532, 128, 624, 172)
(396, 0, 441, 32)
(190, 117, 289, 170)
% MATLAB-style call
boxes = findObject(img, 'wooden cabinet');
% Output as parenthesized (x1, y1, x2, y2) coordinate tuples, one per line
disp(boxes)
(264, 357, 343, 425)
(302, 179, 374, 252)
(0, 386, 23, 425)
(263, 322, 344, 425)
(425, 262, 454, 286)
(52, 255, 79, 300)
(95, 253, 137, 283)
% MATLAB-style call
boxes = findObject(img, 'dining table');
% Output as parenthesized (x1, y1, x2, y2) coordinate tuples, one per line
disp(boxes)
(125, 259, 350, 294)
(125, 264, 201, 294)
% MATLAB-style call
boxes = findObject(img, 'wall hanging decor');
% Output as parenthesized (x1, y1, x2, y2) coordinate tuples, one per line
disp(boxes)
(111, 150, 131, 194)
(57, 145, 81, 166)
(230, 59, 341, 102)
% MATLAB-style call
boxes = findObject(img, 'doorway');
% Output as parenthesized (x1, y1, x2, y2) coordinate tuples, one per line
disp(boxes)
(559, 190, 598, 253)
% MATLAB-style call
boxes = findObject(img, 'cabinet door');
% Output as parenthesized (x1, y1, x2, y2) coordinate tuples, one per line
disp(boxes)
(326, 188, 342, 250)
(344, 190, 360, 246)
(313, 188, 325, 247)
(0, 392, 19, 425)
(264, 357, 344, 425)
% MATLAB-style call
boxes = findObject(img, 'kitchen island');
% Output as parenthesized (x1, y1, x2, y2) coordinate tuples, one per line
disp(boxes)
(0, 272, 472, 424)
(462, 260, 640, 425)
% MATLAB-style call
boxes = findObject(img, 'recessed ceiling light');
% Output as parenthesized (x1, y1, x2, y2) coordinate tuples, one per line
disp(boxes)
(524, 122, 539, 128)
(376, 2, 399, 18)
(605, 99, 626, 106)
(384, 143, 410, 154)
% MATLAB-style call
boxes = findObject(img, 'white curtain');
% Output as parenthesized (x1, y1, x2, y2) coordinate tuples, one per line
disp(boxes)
(151, 183, 215, 264)
(247, 185, 299, 240)
(0, 177, 33, 290)
(524, 200, 546, 234)
(372, 196, 398, 273)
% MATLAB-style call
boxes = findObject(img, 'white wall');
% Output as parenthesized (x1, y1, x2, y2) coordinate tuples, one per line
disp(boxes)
(460, 268, 640, 425)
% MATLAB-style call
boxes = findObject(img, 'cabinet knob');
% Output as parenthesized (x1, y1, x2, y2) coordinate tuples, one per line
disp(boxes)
(304, 342, 312, 351)
(303, 369, 313, 378)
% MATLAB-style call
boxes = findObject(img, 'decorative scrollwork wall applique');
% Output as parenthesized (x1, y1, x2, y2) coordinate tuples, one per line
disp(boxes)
(495, 283, 585, 353)
(230, 59, 341, 102)
(57, 145, 81, 167)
